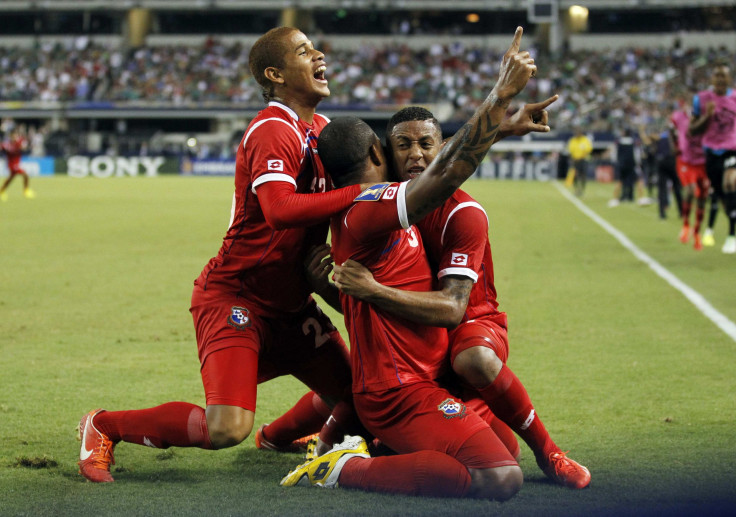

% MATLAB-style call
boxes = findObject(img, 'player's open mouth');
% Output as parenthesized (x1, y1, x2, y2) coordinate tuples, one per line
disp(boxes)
(314, 65, 327, 83)
(407, 166, 424, 178)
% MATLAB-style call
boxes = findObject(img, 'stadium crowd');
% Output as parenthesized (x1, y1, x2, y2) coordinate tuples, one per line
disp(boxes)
(1, 36, 732, 133)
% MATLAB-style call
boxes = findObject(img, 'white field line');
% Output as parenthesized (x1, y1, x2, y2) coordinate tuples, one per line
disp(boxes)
(553, 182, 736, 343)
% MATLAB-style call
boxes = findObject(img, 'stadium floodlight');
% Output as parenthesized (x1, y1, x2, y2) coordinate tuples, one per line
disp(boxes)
(527, 0, 559, 23)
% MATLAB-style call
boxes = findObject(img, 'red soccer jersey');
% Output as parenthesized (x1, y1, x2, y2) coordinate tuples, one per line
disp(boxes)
(417, 189, 507, 328)
(195, 101, 333, 316)
(3, 137, 26, 170)
(330, 182, 449, 393)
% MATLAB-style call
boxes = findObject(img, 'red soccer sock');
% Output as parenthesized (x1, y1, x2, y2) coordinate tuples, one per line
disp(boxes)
(339, 450, 471, 497)
(681, 199, 692, 224)
(94, 402, 212, 449)
(263, 391, 331, 445)
(319, 397, 366, 449)
(478, 365, 558, 459)
(694, 205, 705, 234)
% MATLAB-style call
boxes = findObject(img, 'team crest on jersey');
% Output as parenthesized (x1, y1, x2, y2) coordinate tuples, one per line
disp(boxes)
(354, 182, 391, 201)
(267, 159, 284, 171)
(450, 253, 468, 266)
(227, 306, 251, 330)
(437, 398, 466, 419)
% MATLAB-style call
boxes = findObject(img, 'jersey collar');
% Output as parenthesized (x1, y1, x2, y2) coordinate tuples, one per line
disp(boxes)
(268, 101, 299, 122)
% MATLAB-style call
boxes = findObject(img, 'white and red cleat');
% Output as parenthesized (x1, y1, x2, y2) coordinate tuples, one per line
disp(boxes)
(78, 409, 116, 483)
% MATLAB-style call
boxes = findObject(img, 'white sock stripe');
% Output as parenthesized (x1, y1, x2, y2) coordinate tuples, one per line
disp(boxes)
(553, 182, 736, 343)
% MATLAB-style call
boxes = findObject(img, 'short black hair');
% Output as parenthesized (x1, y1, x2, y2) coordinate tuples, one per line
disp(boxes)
(249, 26, 298, 104)
(318, 116, 377, 187)
(386, 106, 441, 138)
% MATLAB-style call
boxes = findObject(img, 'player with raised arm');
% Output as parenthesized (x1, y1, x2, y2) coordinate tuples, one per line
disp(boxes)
(690, 63, 736, 253)
(280, 27, 536, 500)
(78, 26, 370, 483)
(322, 103, 590, 490)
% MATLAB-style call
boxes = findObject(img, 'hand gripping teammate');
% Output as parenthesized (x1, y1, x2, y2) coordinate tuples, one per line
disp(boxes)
(78, 27, 370, 483)
(323, 102, 590, 490)
(280, 27, 537, 500)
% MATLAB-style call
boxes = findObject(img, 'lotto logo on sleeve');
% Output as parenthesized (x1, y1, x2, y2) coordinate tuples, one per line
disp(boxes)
(267, 159, 284, 171)
(437, 398, 467, 419)
(227, 306, 251, 330)
(450, 253, 468, 266)
(382, 186, 398, 200)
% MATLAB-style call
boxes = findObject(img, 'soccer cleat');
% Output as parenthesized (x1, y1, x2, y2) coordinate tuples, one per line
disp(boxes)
(0, 191, 7, 202)
(538, 450, 591, 489)
(78, 409, 116, 483)
(679, 225, 690, 244)
(702, 229, 715, 247)
(23, 188, 35, 199)
(280, 435, 369, 488)
(722, 236, 736, 254)
(607, 199, 620, 208)
(255, 423, 318, 453)
(693, 233, 703, 251)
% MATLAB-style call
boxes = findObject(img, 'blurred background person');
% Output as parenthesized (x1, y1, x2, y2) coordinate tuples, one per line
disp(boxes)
(567, 126, 592, 197)
(0, 123, 34, 201)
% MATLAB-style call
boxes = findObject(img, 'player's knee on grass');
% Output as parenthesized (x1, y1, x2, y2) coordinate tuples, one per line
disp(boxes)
(453, 345, 503, 389)
(205, 405, 254, 449)
(468, 465, 523, 501)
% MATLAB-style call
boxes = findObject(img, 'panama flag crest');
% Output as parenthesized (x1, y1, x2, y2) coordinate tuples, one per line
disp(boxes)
(227, 306, 251, 330)
(437, 398, 467, 419)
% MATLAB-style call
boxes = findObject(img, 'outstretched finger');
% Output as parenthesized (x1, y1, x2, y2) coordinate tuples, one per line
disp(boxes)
(527, 95, 559, 112)
(507, 26, 523, 54)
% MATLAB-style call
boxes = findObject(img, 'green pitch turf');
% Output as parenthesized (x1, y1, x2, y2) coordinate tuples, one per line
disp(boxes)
(1, 176, 734, 516)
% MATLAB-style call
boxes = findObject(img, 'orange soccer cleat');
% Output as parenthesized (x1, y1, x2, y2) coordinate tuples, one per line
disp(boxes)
(693, 233, 703, 251)
(255, 423, 318, 453)
(78, 409, 116, 483)
(538, 450, 591, 489)
(679, 225, 690, 244)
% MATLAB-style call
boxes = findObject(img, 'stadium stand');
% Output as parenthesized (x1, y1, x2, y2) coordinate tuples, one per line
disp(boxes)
(0, 1, 734, 161)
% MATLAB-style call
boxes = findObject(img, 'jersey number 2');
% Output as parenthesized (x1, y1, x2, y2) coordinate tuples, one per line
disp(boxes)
(302, 317, 330, 348)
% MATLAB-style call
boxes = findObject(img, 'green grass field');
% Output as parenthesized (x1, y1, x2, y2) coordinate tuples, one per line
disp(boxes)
(1, 176, 735, 516)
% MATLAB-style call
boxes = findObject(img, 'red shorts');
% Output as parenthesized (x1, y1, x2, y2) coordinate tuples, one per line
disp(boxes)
(676, 157, 709, 196)
(449, 317, 509, 365)
(191, 285, 351, 411)
(354, 381, 518, 469)
(463, 393, 520, 460)
(8, 166, 26, 176)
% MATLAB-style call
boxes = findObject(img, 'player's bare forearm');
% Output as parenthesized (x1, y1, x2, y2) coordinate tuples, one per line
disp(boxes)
(404, 27, 535, 224)
(304, 244, 343, 314)
(688, 114, 710, 136)
(334, 261, 471, 327)
(316, 283, 343, 314)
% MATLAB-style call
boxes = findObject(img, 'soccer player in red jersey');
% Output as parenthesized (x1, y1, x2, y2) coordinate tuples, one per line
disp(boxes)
(281, 27, 537, 499)
(78, 27, 373, 483)
(0, 127, 35, 201)
(326, 105, 590, 490)
(670, 102, 709, 250)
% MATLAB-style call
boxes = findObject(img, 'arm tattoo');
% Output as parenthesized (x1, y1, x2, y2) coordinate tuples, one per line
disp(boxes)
(444, 277, 473, 307)
(435, 103, 501, 172)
